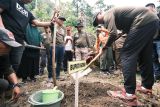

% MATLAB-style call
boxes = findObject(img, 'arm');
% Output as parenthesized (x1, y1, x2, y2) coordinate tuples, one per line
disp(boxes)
(94, 37, 100, 53)
(32, 19, 52, 27)
(7, 72, 20, 101)
(0, 8, 5, 28)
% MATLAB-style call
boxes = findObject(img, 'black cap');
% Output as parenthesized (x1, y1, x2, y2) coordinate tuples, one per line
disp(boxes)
(75, 22, 84, 28)
(58, 16, 66, 21)
(145, 3, 155, 7)
(0, 28, 21, 47)
(93, 12, 101, 27)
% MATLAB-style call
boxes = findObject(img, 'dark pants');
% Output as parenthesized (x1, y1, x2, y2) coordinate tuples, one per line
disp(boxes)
(48, 45, 64, 78)
(9, 46, 25, 72)
(17, 48, 40, 79)
(0, 79, 9, 94)
(152, 41, 160, 79)
(39, 50, 47, 74)
(63, 51, 73, 71)
(121, 21, 158, 94)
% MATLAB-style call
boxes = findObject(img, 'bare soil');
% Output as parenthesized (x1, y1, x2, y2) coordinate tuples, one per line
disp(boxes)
(1, 66, 160, 107)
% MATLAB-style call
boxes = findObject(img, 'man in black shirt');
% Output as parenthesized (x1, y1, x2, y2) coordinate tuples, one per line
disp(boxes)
(93, 7, 159, 105)
(0, 0, 53, 73)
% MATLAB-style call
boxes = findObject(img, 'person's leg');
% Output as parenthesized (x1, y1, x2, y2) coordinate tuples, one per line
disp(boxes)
(139, 39, 154, 89)
(9, 46, 25, 72)
(81, 47, 88, 60)
(47, 47, 53, 79)
(63, 51, 67, 72)
(30, 49, 40, 81)
(107, 47, 114, 71)
(56, 45, 64, 78)
(39, 50, 47, 75)
(121, 21, 158, 94)
(100, 49, 108, 71)
(75, 47, 81, 60)
(152, 42, 160, 80)
(115, 48, 122, 69)
(0, 79, 9, 94)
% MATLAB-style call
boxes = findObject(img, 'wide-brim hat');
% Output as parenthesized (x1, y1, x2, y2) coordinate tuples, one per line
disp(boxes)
(93, 12, 101, 27)
(75, 22, 84, 28)
(58, 16, 66, 21)
(0, 28, 22, 47)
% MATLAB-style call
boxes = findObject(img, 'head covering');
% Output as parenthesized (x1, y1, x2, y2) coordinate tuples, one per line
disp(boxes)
(75, 22, 84, 28)
(0, 28, 21, 47)
(145, 3, 155, 7)
(58, 16, 66, 21)
(93, 12, 101, 27)
(96, 24, 103, 31)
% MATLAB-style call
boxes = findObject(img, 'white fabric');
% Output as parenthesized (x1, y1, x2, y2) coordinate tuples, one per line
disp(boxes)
(64, 35, 73, 51)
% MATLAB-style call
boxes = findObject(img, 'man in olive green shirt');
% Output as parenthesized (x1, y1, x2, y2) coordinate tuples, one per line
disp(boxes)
(73, 22, 91, 60)
(93, 7, 159, 105)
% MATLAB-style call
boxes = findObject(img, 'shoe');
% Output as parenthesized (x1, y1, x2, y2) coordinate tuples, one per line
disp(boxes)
(22, 79, 29, 83)
(136, 85, 152, 95)
(56, 77, 65, 81)
(47, 78, 53, 83)
(107, 90, 137, 101)
(113, 69, 122, 75)
(107, 90, 138, 106)
(155, 75, 160, 82)
(30, 77, 36, 82)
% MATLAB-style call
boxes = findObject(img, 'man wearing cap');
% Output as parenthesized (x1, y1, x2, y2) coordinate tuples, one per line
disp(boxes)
(0, 28, 21, 102)
(0, 0, 54, 74)
(47, 16, 66, 81)
(73, 22, 91, 60)
(93, 7, 159, 105)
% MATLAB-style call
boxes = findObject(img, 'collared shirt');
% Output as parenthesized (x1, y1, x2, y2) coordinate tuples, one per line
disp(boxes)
(56, 26, 66, 45)
(73, 31, 91, 48)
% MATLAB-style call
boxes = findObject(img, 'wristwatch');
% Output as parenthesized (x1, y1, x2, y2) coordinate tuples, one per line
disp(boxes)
(12, 83, 21, 88)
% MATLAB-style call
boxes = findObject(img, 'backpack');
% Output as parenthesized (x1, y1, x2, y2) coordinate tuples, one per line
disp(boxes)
(25, 24, 42, 46)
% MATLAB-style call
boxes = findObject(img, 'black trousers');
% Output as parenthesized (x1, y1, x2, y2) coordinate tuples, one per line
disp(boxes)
(0, 79, 9, 94)
(121, 21, 158, 94)
(63, 51, 73, 71)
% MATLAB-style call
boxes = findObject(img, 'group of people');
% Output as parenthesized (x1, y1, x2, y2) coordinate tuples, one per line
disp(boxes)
(0, 0, 160, 106)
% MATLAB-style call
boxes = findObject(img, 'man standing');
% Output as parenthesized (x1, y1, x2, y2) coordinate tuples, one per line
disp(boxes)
(47, 16, 66, 81)
(93, 7, 159, 104)
(0, 0, 53, 73)
(73, 22, 91, 60)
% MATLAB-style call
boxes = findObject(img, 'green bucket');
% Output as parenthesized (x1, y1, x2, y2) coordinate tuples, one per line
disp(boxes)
(28, 89, 64, 107)
(42, 89, 59, 103)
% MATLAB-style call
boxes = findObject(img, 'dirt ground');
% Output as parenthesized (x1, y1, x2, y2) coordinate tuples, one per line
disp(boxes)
(1, 66, 160, 107)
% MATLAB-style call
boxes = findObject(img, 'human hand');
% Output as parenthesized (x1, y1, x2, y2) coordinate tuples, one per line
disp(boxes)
(12, 86, 21, 102)
(0, 28, 14, 40)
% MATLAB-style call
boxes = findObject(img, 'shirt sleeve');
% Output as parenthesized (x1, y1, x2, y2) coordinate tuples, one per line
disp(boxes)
(0, 0, 10, 10)
(104, 10, 118, 47)
(29, 12, 36, 24)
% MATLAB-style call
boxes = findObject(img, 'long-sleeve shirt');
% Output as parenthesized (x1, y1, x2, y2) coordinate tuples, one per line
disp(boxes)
(104, 7, 159, 47)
